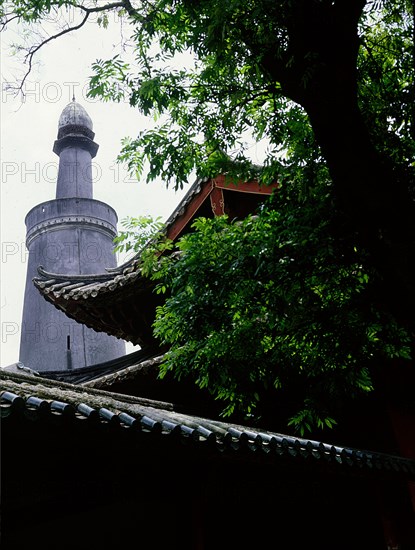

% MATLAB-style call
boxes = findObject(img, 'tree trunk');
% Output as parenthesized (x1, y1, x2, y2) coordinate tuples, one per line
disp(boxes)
(259, 0, 415, 328)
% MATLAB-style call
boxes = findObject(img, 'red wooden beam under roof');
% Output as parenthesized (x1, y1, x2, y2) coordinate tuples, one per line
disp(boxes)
(166, 176, 279, 242)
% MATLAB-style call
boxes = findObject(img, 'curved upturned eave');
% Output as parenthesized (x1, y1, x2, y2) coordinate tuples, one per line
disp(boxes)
(34, 265, 159, 347)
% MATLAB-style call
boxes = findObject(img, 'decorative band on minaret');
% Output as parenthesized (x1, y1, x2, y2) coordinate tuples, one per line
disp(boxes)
(19, 100, 126, 373)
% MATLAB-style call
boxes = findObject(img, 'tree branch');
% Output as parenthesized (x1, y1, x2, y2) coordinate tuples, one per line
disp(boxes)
(17, 11, 91, 94)
(77, 1, 133, 15)
(5, 0, 141, 95)
(0, 13, 20, 31)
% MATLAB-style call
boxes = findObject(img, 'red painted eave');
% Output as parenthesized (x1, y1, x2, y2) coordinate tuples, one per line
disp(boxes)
(166, 176, 279, 242)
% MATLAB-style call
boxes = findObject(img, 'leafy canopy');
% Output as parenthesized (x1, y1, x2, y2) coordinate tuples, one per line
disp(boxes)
(3, 1, 414, 186)
(86, 1, 414, 190)
(143, 186, 410, 434)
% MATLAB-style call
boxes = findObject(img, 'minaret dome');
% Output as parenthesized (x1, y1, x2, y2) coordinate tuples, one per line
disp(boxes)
(59, 100, 93, 131)
(53, 99, 98, 159)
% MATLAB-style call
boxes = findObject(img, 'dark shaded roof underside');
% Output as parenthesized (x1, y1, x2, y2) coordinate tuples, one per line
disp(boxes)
(34, 263, 156, 346)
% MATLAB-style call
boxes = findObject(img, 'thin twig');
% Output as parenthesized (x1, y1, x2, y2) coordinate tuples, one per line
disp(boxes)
(7, 0, 139, 94)
(19, 11, 90, 93)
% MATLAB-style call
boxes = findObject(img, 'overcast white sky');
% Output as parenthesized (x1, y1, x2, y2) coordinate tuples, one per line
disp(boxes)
(0, 11, 192, 367)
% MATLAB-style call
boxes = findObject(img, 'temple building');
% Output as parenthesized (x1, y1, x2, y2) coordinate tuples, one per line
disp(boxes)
(1, 102, 414, 550)
(18, 99, 126, 373)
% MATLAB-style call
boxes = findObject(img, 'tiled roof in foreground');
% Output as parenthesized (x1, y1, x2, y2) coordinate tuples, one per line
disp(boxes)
(2, 369, 414, 479)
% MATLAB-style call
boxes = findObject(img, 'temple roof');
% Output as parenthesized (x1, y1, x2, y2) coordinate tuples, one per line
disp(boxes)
(2, 368, 414, 479)
(34, 260, 157, 347)
(33, 175, 279, 346)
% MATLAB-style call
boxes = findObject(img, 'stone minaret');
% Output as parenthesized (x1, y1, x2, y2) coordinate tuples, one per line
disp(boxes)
(19, 99, 126, 372)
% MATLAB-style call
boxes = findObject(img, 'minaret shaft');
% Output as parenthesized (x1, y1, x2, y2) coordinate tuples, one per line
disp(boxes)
(19, 101, 125, 373)
(56, 147, 93, 199)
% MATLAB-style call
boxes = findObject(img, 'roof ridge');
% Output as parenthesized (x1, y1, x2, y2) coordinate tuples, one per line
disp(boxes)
(35, 265, 116, 283)
(0, 368, 174, 411)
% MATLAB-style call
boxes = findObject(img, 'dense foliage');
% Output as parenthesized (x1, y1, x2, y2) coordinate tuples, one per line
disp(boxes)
(3, 0, 415, 432)
(134, 186, 408, 433)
